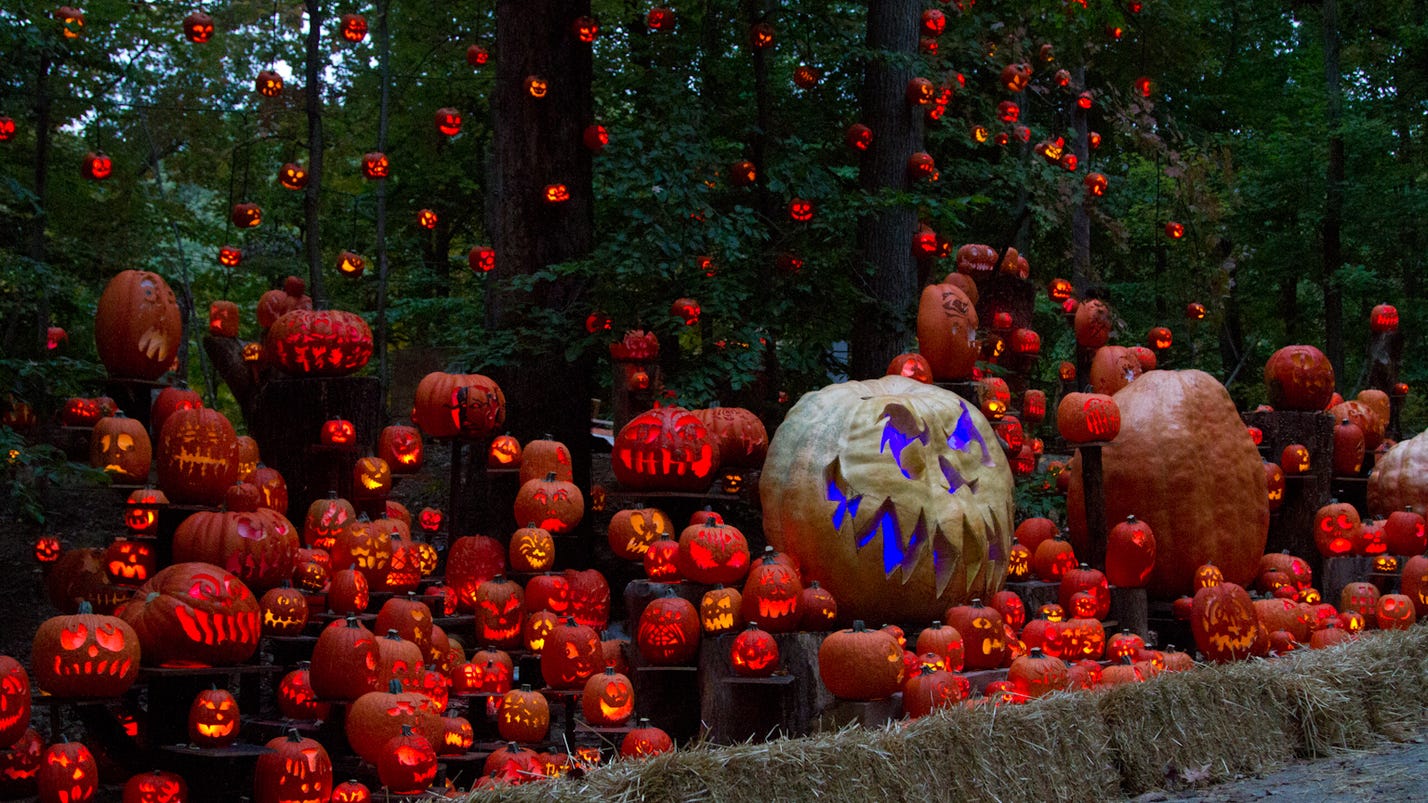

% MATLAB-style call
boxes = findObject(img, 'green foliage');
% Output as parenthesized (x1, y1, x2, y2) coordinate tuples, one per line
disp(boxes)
(0, 426, 109, 526)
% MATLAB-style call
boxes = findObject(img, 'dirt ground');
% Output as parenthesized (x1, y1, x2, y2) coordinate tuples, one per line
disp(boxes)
(1140, 721, 1428, 802)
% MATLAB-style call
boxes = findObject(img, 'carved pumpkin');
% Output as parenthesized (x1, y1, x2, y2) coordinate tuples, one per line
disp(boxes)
(761, 376, 1014, 623)
(345, 681, 444, 767)
(257, 277, 312, 331)
(700, 585, 742, 635)
(519, 437, 572, 484)
(328, 567, 370, 614)
(1105, 515, 1156, 588)
(122, 562, 261, 667)
(886, 353, 934, 384)
(277, 664, 330, 721)
(914, 621, 964, 672)
(1069, 370, 1268, 598)
(0, 728, 42, 797)
(188, 686, 239, 747)
(104, 539, 156, 585)
(1263, 345, 1336, 411)
(475, 576, 525, 648)
(637, 592, 700, 665)
(263, 309, 373, 377)
(37, 740, 97, 803)
(945, 598, 1006, 670)
(259, 585, 309, 636)
(612, 405, 720, 491)
(1059, 564, 1110, 619)
(915, 280, 979, 381)
(1056, 392, 1121, 443)
(489, 434, 523, 468)
(799, 581, 838, 630)
(377, 425, 423, 473)
(607, 504, 674, 561)
(0, 657, 30, 749)
(541, 617, 601, 689)
(513, 473, 584, 534)
(95, 270, 183, 380)
(509, 525, 555, 573)
(1191, 581, 1257, 663)
(411, 372, 506, 439)
(620, 719, 674, 758)
(123, 770, 187, 803)
(330, 517, 393, 590)
(157, 407, 239, 505)
(582, 667, 634, 727)
(740, 554, 804, 633)
(90, 413, 152, 482)
(1314, 500, 1362, 557)
(255, 729, 332, 803)
(497, 685, 550, 743)
(173, 509, 300, 592)
(643, 533, 681, 581)
(691, 407, 768, 469)
(677, 517, 750, 585)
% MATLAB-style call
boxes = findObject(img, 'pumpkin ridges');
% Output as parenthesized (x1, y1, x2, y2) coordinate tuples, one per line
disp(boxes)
(95, 270, 183, 380)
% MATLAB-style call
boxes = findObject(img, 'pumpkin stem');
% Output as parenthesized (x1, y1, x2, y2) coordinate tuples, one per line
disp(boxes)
(77, 600, 94, 614)
(851, 620, 866, 632)
(388, 679, 404, 693)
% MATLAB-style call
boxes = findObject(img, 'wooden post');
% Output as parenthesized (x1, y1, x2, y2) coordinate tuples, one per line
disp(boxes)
(1078, 443, 1106, 571)
(1242, 410, 1334, 573)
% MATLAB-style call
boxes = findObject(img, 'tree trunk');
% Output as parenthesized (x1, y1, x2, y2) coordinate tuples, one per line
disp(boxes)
(29, 53, 52, 357)
(1070, 66, 1092, 289)
(489, 0, 596, 483)
(304, 0, 327, 310)
(1321, 0, 1345, 382)
(849, 0, 920, 380)
(374, 0, 393, 415)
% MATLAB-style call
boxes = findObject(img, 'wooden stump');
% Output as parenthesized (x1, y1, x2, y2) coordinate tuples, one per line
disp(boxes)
(698, 631, 828, 744)
(1241, 410, 1334, 576)
(1108, 586, 1149, 638)
(1321, 556, 1374, 608)
(631, 665, 701, 742)
(250, 376, 381, 521)
(1005, 580, 1059, 612)
(816, 695, 902, 733)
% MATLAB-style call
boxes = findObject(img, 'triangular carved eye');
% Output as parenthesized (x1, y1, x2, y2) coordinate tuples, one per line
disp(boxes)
(946, 402, 994, 467)
(879, 403, 929, 478)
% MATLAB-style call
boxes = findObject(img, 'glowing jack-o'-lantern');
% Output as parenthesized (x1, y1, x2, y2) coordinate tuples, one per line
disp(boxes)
(352, 456, 392, 500)
(32, 601, 141, 697)
(277, 665, 330, 722)
(90, 412, 151, 483)
(637, 592, 700, 665)
(514, 473, 584, 534)
(157, 406, 240, 505)
(82, 151, 112, 180)
(739, 555, 803, 633)
(255, 70, 282, 96)
(95, 269, 183, 381)
(336, 250, 365, 277)
(613, 405, 719, 491)
(607, 504, 673, 561)
(1106, 515, 1156, 588)
(1314, 500, 1361, 557)
(37, 740, 97, 803)
(361, 152, 389, 179)
(277, 161, 309, 191)
(475, 576, 525, 648)
(120, 563, 260, 668)
(1191, 581, 1257, 663)
(104, 539, 155, 585)
(700, 585, 742, 635)
(488, 434, 522, 468)
(945, 599, 1006, 670)
(209, 300, 240, 337)
(572, 15, 599, 42)
(378, 425, 423, 473)
(124, 769, 187, 802)
(172, 508, 299, 593)
(321, 418, 356, 446)
(510, 525, 555, 573)
(582, 667, 634, 726)
(338, 12, 367, 41)
(254, 729, 332, 803)
(541, 617, 601, 689)
(433, 106, 462, 137)
(264, 309, 373, 377)
(331, 780, 371, 803)
(181, 10, 213, 43)
(303, 494, 355, 550)
(677, 517, 750, 585)
(887, 353, 933, 384)
(34, 536, 62, 565)
(0, 657, 30, 749)
(374, 724, 436, 795)
(188, 686, 240, 747)
(260, 585, 309, 636)
(124, 487, 167, 534)
(761, 376, 1014, 624)
(730, 622, 780, 677)
(497, 685, 549, 743)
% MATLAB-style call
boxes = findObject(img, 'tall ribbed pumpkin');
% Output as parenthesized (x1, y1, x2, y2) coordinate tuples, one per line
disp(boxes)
(1067, 370, 1268, 598)
(94, 270, 183, 380)
(915, 280, 979, 381)
(760, 375, 1014, 623)
(156, 407, 239, 505)
(1368, 430, 1428, 516)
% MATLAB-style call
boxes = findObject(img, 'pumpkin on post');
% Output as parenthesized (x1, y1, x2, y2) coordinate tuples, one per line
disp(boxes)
(95, 270, 183, 380)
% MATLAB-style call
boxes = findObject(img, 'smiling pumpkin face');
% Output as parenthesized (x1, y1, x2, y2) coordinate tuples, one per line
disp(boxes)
(761, 376, 1014, 623)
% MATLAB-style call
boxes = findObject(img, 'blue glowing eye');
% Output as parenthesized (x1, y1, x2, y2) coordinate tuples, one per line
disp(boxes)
(947, 403, 994, 467)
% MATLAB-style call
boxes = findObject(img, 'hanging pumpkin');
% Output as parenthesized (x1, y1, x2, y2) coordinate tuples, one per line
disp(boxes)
(761, 376, 1014, 623)
(94, 270, 183, 380)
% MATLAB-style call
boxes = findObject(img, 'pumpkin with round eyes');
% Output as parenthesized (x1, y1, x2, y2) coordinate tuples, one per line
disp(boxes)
(122, 562, 262, 667)
(260, 585, 309, 637)
(0, 657, 30, 748)
(188, 686, 240, 747)
(514, 473, 584, 535)
(32, 601, 141, 696)
(1314, 500, 1362, 557)
(90, 413, 152, 482)
(607, 504, 674, 561)
(541, 617, 601, 689)
(762, 376, 1014, 623)
(612, 406, 721, 491)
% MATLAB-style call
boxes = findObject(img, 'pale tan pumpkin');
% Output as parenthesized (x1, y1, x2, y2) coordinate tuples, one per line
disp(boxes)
(1368, 429, 1428, 516)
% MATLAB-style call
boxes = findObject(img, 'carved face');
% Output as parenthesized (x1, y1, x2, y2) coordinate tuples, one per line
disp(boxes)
(643, 537, 680, 581)
(35, 608, 140, 698)
(158, 408, 240, 505)
(339, 12, 368, 41)
(525, 75, 549, 97)
(268, 739, 333, 803)
(1315, 503, 1361, 556)
(349, 457, 390, 499)
(125, 769, 187, 803)
(104, 539, 155, 584)
(188, 688, 239, 746)
(742, 560, 802, 628)
(514, 475, 584, 534)
(39, 742, 96, 803)
(278, 161, 309, 190)
(543, 620, 602, 688)
(476, 580, 525, 646)
(261, 587, 309, 636)
(331, 780, 372, 802)
(637, 598, 699, 665)
(304, 496, 354, 550)
(511, 527, 554, 573)
(1192, 583, 1257, 662)
(700, 588, 740, 634)
(123, 564, 261, 668)
(488, 435, 521, 467)
(34, 535, 61, 564)
(525, 574, 570, 615)
(322, 419, 355, 445)
(608, 506, 673, 560)
(0, 658, 28, 750)
(277, 667, 330, 721)
(730, 626, 779, 676)
(677, 519, 750, 585)
(607, 411, 709, 495)
(361, 152, 389, 179)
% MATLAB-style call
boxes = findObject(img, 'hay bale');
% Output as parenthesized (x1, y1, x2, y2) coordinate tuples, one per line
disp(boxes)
(1281, 625, 1428, 740)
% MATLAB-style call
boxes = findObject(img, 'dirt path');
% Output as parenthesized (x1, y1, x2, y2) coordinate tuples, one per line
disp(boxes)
(1138, 727, 1428, 802)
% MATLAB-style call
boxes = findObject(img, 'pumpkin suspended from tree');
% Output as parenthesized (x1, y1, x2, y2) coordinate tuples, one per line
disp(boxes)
(761, 376, 1014, 623)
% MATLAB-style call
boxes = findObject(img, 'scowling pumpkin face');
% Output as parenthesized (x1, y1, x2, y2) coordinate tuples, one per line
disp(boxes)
(762, 376, 1015, 623)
